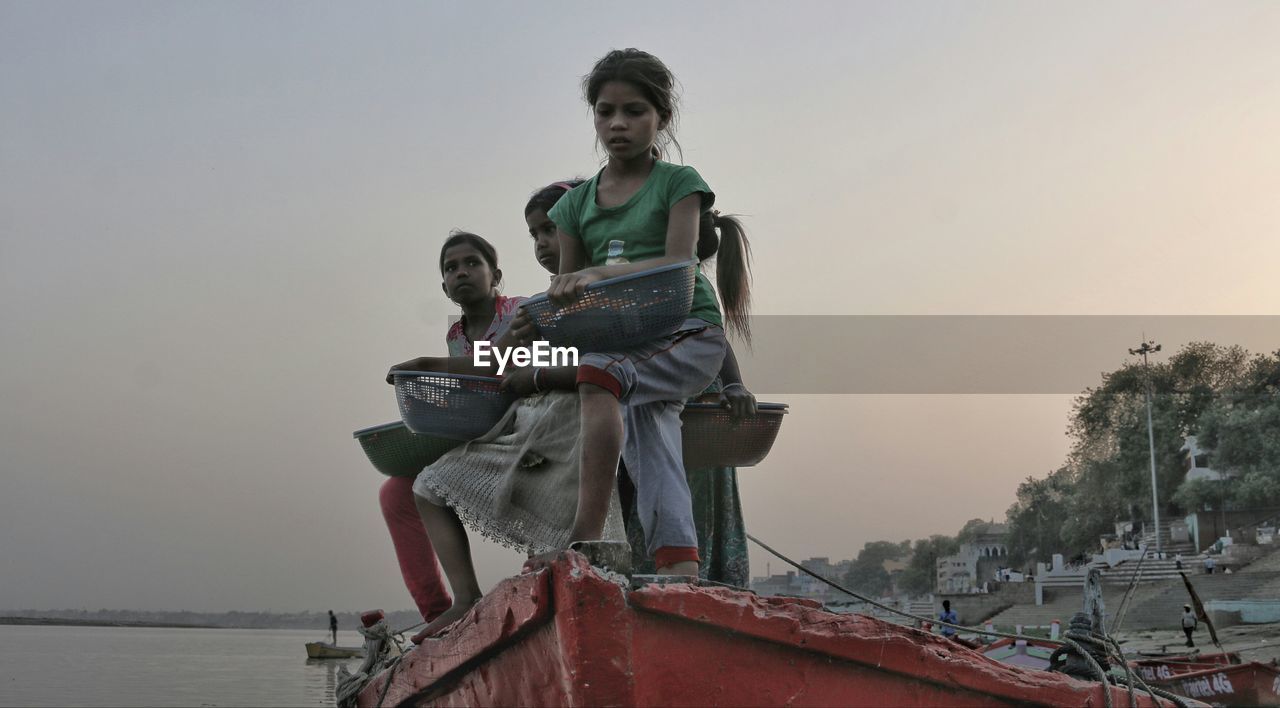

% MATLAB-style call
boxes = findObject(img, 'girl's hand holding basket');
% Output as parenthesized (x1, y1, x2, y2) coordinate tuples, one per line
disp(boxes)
(387, 357, 432, 384)
(718, 383, 757, 420)
(502, 310, 538, 348)
(548, 269, 606, 305)
(499, 366, 539, 398)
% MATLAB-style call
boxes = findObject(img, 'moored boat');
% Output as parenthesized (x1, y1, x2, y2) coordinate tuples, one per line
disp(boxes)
(982, 636, 1059, 671)
(355, 551, 1191, 707)
(1145, 660, 1280, 707)
(306, 641, 365, 659)
(1130, 652, 1241, 683)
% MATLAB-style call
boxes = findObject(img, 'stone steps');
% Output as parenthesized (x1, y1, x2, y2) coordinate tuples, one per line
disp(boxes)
(1114, 571, 1280, 630)
(990, 571, 1280, 631)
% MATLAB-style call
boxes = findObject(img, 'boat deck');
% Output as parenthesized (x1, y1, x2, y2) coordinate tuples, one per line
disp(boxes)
(359, 551, 1192, 707)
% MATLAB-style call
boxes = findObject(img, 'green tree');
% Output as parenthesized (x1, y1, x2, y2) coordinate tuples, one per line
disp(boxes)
(898, 535, 959, 597)
(1005, 468, 1073, 566)
(956, 518, 991, 545)
(842, 540, 910, 597)
(1007, 342, 1257, 564)
(1188, 349, 1280, 508)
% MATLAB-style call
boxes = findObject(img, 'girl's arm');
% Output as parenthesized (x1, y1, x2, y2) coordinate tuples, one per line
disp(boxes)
(385, 355, 503, 383)
(549, 194, 701, 304)
(499, 365, 579, 397)
(557, 229, 588, 276)
(716, 341, 757, 419)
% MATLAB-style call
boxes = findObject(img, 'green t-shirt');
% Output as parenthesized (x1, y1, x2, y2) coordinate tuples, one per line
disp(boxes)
(547, 160, 722, 327)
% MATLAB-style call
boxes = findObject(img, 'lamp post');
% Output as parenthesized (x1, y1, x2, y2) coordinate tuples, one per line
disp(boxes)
(1129, 339, 1163, 556)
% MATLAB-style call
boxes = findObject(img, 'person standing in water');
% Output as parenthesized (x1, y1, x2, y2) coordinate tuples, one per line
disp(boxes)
(328, 610, 338, 644)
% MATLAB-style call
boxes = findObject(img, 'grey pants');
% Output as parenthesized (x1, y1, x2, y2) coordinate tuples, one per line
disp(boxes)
(578, 322, 727, 556)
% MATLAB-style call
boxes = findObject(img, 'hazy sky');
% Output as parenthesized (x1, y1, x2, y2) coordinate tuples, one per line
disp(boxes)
(3, 1, 1279, 612)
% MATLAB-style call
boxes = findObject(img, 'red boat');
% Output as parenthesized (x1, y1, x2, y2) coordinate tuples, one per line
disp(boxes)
(356, 551, 1188, 707)
(1130, 653, 1240, 683)
(982, 636, 1059, 671)
(1146, 660, 1280, 707)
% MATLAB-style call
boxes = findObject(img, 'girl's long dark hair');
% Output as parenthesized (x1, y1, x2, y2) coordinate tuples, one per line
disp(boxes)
(524, 179, 585, 217)
(698, 211, 752, 342)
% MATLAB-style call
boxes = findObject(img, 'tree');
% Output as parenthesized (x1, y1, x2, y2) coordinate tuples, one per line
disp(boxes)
(1186, 349, 1280, 509)
(1060, 342, 1255, 552)
(1005, 468, 1073, 566)
(898, 535, 959, 597)
(1006, 342, 1259, 564)
(956, 518, 991, 545)
(842, 540, 910, 597)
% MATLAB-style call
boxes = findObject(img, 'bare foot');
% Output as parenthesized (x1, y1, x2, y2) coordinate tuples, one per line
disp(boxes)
(522, 550, 563, 573)
(409, 599, 479, 643)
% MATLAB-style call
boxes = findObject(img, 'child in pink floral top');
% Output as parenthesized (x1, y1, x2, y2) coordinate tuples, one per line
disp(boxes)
(445, 292, 524, 358)
(379, 230, 524, 625)
(380, 185, 581, 628)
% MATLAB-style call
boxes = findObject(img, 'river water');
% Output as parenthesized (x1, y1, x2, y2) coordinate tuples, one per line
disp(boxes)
(0, 625, 364, 706)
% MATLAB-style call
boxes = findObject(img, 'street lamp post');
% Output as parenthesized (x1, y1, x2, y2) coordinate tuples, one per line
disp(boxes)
(1129, 339, 1163, 556)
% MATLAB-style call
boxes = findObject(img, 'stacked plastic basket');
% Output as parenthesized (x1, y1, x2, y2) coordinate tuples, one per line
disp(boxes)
(353, 421, 463, 477)
(392, 372, 513, 441)
(680, 402, 789, 468)
(521, 260, 697, 352)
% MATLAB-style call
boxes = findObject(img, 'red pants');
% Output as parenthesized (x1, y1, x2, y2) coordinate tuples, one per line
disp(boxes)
(379, 477, 452, 621)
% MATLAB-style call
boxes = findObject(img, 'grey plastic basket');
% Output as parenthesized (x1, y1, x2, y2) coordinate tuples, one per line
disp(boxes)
(353, 421, 463, 477)
(522, 260, 697, 352)
(681, 402, 789, 468)
(393, 372, 514, 440)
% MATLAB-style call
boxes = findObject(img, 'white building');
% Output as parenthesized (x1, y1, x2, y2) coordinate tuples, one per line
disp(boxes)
(1182, 436, 1230, 482)
(936, 523, 1010, 593)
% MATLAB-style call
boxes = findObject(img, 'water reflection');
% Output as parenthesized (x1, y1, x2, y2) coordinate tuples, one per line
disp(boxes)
(303, 657, 349, 704)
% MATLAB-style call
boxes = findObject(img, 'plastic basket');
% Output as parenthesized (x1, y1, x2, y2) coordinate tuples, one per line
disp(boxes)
(353, 421, 463, 477)
(681, 402, 789, 468)
(393, 372, 514, 441)
(522, 260, 697, 352)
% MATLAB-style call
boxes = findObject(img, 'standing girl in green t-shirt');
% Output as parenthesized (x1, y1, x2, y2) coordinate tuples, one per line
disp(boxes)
(543, 49, 753, 576)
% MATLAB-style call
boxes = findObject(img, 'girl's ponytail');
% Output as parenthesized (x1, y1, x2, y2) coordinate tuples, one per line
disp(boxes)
(698, 211, 752, 343)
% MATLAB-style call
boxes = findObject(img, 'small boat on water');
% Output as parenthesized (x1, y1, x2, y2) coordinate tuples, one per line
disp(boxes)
(352, 550, 1187, 707)
(305, 641, 365, 659)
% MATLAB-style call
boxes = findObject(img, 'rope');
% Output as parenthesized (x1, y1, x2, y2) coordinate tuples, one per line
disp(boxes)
(1060, 636, 1113, 708)
(336, 621, 405, 708)
(1106, 635, 1189, 708)
(746, 533, 1058, 643)
(1113, 675, 1191, 708)
(747, 533, 1184, 708)
(374, 654, 405, 708)
(395, 619, 426, 633)
(1105, 635, 1138, 708)
(1111, 545, 1150, 634)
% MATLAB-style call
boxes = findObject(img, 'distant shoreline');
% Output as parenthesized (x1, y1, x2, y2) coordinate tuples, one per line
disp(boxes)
(1, 616, 218, 629)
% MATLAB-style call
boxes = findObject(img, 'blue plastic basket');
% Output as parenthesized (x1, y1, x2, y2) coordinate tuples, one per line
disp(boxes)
(680, 402, 789, 468)
(522, 260, 697, 352)
(353, 421, 463, 477)
(393, 372, 514, 441)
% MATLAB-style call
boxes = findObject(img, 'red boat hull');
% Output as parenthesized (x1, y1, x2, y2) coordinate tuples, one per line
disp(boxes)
(1148, 661, 1280, 707)
(1130, 653, 1240, 683)
(359, 552, 1189, 707)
